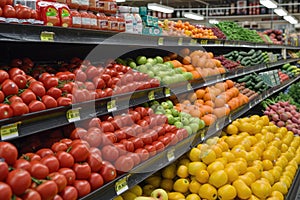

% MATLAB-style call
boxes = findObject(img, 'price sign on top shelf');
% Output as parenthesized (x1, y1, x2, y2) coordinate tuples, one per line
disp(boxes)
(115, 174, 131, 195)
(0, 122, 21, 140)
(66, 108, 81, 122)
(40, 31, 55, 41)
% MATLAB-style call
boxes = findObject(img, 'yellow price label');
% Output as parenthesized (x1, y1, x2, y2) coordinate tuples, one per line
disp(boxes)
(187, 83, 192, 90)
(1, 122, 21, 140)
(178, 38, 183, 45)
(216, 122, 220, 130)
(200, 40, 208, 45)
(215, 40, 222, 44)
(40, 31, 55, 41)
(66, 108, 81, 122)
(115, 174, 131, 195)
(148, 90, 155, 100)
(158, 37, 164, 45)
(107, 100, 117, 112)
(164, 88, 171, 97)
(200, 131, 205, 139)
(190, 39, 197, 45)
(167, 147, 175, 162)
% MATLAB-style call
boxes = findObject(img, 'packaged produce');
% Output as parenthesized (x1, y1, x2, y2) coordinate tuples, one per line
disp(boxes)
(70, 9, 81, 28)
(36, 1, 60, 26)
(97, 12, 108, 30)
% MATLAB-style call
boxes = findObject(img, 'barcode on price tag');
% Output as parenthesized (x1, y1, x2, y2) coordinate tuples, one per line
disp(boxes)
(148, 90, 155, 100)
(1, 122, 21, 140)
(40, 31, 55, 41)
(107, 100, 117, 112)
(164, 88, 171, 97)
(167, 147, 175, 161)
(66, 108, 81, 122)
(115, 174, 131, 195)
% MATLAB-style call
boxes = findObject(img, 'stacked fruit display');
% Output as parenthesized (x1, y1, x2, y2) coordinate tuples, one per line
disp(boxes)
(282, 63, 300, 77)
(174, 80, 249, 126)
(201, 26, 226, 40)
(120, 115, 300, 200)
(224, 49, 270, 66)
(214, 55, 243, 71)
(0, 1, 38, 22)
(264, 29, 284, 45)
(236, 73, 270, 94)
(234, 82, 259, 101)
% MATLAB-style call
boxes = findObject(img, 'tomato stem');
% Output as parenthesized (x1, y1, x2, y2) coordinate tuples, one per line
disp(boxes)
(66, 146, 72, 153)
(31, 177, 43, 185)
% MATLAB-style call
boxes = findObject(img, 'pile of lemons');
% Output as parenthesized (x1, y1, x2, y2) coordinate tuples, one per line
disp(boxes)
(125, 115, 300, 200)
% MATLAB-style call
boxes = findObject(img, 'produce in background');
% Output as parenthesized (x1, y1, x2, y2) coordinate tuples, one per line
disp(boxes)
(202, 26, 226, 40)
(174, 80, 249, 126)
(278, 70, 290, 82)
(263, 29, 284, 44)
(262, 99, 300, 134)
(236, 73, 270, 94)
(282, 63, 300, 77)
(216, 21, 264, 43)
(122, 115, 300, 200)
(288, 82, 300, 108)
(234, 82, 258, 101)
(224, 49, 270, 66)
(257, 32, 275, 44)
(214, 55, 243, 70)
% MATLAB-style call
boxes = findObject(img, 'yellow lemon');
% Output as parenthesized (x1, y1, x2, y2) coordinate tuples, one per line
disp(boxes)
(261, 171, 275, 185)
(261, 116, 269, 125)
(207, 161, 224, 175)
(211, 145, 223, 158)
(224, 166, 239, 183)
(189, 179, 201, 194)
(243, 171, 256, 182)
(198, 183, 218, 200)
(178, 158, 190, 167)
(209, 170, 228, 188)
(270, 190, 284, 200)
(168, 192, 185, 200)
(215, 157, 227, 166)
(217, 141, 229, 152)
(186, 194, 201, 200)
(235, 160, 247, 175)
(238, 175, 253, 187)
(271, 181, 288, 195)
(221, 152, 235, 163)
(129, 185, 142, 196)
(218, 184, 237, 200)
(145, 176, 162, 188)
(162, 164, 176, 179)
(173, 178, 189, 193)
(226, 124, 238, 135)
(195, 169, 209, 184)
(189, 148, 201, 162)
(247, 166, 262, 180)
(201, 149, 216, 165)
(262, 160, 273, 171)
(251, 180, 272, 199)
(177, 165, 189, 178)
(121, 191, 137, 200)
(188, 161, 207, 176)
(160, 179, 174, 191)
(232, 179, 252, 199)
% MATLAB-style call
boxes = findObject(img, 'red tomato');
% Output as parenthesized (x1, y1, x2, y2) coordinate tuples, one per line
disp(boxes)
(0, 0, 6, 8)
(59, 186, 78, 200)
(73, 162, 91, 180)
(99, 161, 117, 183)
(12, 74, 27, 89)
(0, 182, 12, 200)
(0, 104, 13, 119)
(6, 169, 31, 196)
(35, 180, 58, 200)
(51, 142, 68, 152)
(28, 100, 46, 112)
(1, 79, 19, 96)
(56, 151, 74, 168)
(53, 195, 63, 200)
(40, 155, 59, 173)
(84, 130, 102, 147)
(60, 83, 73, 93)
(42, 95, 57, 109)
(0, 7, 2, 17)
(10, 102, 29, 116)
(69, 144, 90, 162)
(89, 147, 102, 157)
(114, 155, 134, 172)
(88, 117, 101, 128)
(58, 168, 76, 186)
(29, 81, 46, 97)
(47, 87, 62, 99)
(30, 9, 37, 19)
(57, 97, 72, 106)
(16, 6, 31, 19)
(8, 67, 25, 78)
(39, 73, 52, 83)
(36, 148, 54, 158)
(6, 0, 12, 5)
(72, 89, 86, 103)
(60, 138, 73, 146)
(20, 89, 36, 105)
(101, 145, 119, 162)
(0, 91, 4, 103)
(85, 66, 99, 80)
(87, 153, 103, 172)
(0, 162, 8, 181)
(13, 159, 31, 172)
(44, 77, 59, 90)
(0, 142, 18, 165)
(8, 95, 23, 103)
(21, 153, 41, 162)
(30, 160, 49, 179)
(73, 180, 91, 198)
(88, 173, 104, 191)
(21, 189, 42, 200)
(48, 172, 67, 193)
(75, 70, 87, 82)
(69, 127, 87, 140)
(0, 70, 9, 84)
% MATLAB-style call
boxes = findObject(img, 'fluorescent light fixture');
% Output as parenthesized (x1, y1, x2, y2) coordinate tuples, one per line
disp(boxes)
(259, 0, 277, 9)
(147, 3, 174, 14)
(284, 15, 298, 24)
(116, 0, 126, 2)
(184, 12, 204, 20)
(209, 19, 219, 24)
(274, 7, 288, 16)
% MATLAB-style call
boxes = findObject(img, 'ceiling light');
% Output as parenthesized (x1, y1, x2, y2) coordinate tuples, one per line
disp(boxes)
(209, 19, 219, 24)
(184, 12, 204, 20)
(116, 0, 126, 2)
(259, 0, 277, 9)
(274, 7, 288, 16)
(147, 3, 174, 14)
(284, 15, 298, 24)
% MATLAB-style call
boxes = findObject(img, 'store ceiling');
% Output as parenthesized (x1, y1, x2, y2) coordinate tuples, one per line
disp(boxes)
(120, 0, 232, 8)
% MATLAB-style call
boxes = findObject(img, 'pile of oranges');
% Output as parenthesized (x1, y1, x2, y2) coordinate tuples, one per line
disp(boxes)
(174, 21, 218, 39)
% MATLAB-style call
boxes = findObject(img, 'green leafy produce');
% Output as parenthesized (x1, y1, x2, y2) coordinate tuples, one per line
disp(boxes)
(288, 83, 300, 107)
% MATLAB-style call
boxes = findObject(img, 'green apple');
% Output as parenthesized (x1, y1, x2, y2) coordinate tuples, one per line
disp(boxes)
(174, 117, 180, 122)
(137, 65, 148, 73)
(147, 71, 155, 78)
(174, 68, 184, 74)
(115, 58, 126, 65)
(151, 104, 158, 111)
(198, 119, 206, 129)
(184, 126, 193, 135)
(171, 108, 179, 117)
(174, 121, 184, 128)
(142, 102, 149, 108)
(166, 114, 175, 125)
(154, 76, 161, 82)
(151, 189, 168, 200)
(162, 76, 173, 85)
(190, 123, 199, 133)
(161, 102, 169, 110)
(156, 105, 165, 113)
(166, 100, 174, 109)
(165, 109, 172, 115)
(129, 61, 137, 69)
(164, 61, 174, 68)
(147, 58, 157, 65)
(155, 56, 164, 64)
(145, 63, 152, 69)
(150, 100, 160, 106)
(181, 117, 190, 126)
(189, 117, 201, 124)
(180, 112, 192, 119)
(155, 111, 165, 115)
(136, 56, 147, 65)
(182, 72, 193, 80)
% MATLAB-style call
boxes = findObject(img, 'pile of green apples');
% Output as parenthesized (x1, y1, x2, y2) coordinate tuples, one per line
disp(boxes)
(147, 100, 205, 135)
(116, 56, 193, 85)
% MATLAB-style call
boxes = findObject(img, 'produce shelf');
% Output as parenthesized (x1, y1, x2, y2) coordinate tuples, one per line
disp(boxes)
(0, 23, 299, 49)
(79, 75, 300, 200)
(286, 166, 300, 200)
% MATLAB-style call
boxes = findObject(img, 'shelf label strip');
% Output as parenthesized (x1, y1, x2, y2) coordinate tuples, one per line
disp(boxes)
(158, 37, 164, 46)
(164, 88, 171, 97)
(1, 122, 21, 140)
(66, 108, 81, 122)
(40, 31, 55, 41)
(178, 38, 183, 45)
(148, 90, 155, 101)
(115, 174, 131, 195)
(107, 100, 117, 112)
(167, 147, 175, 162)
